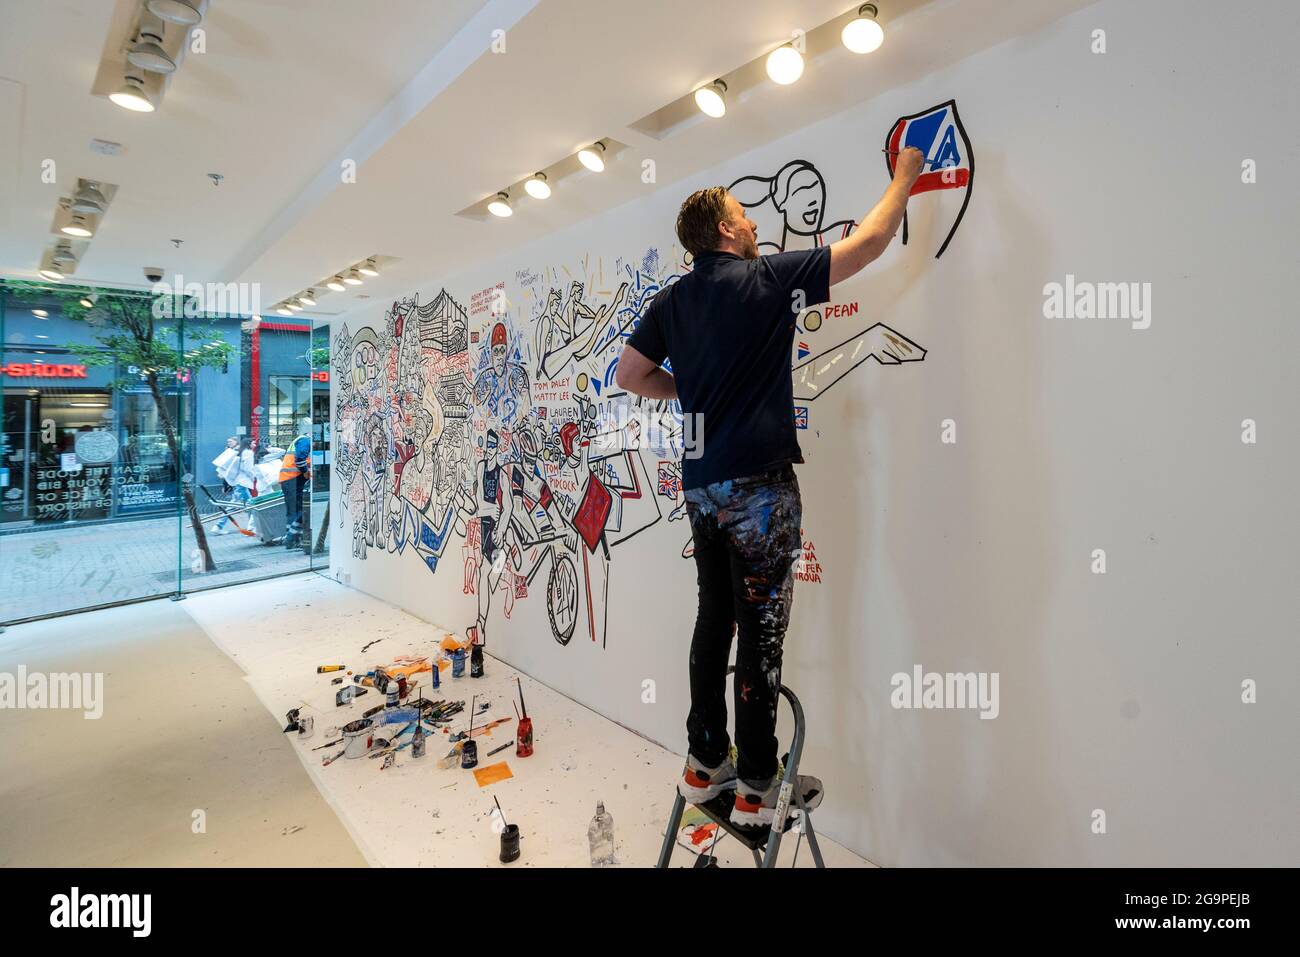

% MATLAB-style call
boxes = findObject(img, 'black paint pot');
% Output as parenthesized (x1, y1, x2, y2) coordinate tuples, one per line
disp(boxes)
(460, 738, 478, 769)
(499, 823, 521, 864)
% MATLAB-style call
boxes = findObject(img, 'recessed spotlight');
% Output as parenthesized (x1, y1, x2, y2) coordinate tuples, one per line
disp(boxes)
(487, 191, 513, 217)
(31, 309, 49, 318)
(766, 44, 805, 85)
(109, 74, 155, 112)
(298, 290, 317, 306)
(146, 0, 203, 26)
(39, 268, 64, 281)
(694, 80, 728, 118)
(62, 214, 94, 238)
(343, 269, 364, 285)
(842, 3, 884, 54)
(525, 173, 551, 200)
(358, 259, 379, 277)
(326, 276, 346, 292)
(577, 143, 607, 172)
(70, 183, 108, 215)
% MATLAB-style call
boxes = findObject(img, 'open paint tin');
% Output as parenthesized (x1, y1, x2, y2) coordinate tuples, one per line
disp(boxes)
(499, 823, 521, 863)
(460, 738, 478, 769)
(341, 718, 374, 759)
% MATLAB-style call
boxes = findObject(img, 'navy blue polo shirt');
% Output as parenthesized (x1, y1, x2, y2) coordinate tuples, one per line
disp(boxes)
(625, 246, 830, 490)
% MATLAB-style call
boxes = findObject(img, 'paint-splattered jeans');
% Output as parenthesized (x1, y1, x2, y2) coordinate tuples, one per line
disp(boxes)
(685, 463, 802, 790)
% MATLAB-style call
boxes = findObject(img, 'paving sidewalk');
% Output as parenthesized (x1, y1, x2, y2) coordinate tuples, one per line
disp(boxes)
(0, 496, 330, 623)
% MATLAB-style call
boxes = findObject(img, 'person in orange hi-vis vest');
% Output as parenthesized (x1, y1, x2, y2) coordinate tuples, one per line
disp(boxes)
(279, 418, 313, 549)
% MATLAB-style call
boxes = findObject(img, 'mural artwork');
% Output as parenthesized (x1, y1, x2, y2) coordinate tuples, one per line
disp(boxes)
(336, 107, 967, 642)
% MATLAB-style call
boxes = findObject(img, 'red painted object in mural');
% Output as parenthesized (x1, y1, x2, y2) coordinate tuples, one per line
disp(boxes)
(572, 472, 612, 553)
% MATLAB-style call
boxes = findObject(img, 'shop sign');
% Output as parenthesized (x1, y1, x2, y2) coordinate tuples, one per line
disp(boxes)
(1, 363, 88, 378)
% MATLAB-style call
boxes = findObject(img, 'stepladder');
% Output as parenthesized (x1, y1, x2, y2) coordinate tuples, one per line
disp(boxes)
(656, 672, 826, 868)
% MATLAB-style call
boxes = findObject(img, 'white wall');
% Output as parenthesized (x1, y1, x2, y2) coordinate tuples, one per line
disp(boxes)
(330, 0, 1299, 865)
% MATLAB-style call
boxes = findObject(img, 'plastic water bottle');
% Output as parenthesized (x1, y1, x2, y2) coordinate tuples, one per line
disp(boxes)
(588, 801, 616, 866)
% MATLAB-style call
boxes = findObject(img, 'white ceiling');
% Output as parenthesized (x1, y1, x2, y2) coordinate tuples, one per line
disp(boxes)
(0, 0, 1095, 318)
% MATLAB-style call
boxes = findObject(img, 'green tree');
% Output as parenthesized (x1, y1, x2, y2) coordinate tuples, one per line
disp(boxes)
(5, 281, 235, 571)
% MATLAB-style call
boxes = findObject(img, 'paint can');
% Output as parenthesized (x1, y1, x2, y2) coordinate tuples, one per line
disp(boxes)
(297, 715, 315, 740)
(516, 716, 534, 757)
(451, 649, 466, 678)
(499, 823, 521, 864)
(341, 718, 374, 759)
(470, 645, 484, 678)
(385, 682, 401, 709)
(460, 738, 478, 769)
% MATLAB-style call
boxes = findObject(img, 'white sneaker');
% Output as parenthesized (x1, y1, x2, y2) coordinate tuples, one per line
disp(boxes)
(678, 753, 738, 803)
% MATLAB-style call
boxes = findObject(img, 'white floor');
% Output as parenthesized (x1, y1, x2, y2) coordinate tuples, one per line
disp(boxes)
(0, 598, 367, 867)
(182, 573, 871, 868)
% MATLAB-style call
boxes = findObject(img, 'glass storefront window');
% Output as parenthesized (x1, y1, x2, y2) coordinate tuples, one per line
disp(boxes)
(1, 281, 332, 624)
(268, 375, 311, 449)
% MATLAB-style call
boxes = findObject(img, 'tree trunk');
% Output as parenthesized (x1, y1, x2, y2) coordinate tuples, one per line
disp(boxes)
(314, 501, 330, 555)
(147, 373, 216, 573)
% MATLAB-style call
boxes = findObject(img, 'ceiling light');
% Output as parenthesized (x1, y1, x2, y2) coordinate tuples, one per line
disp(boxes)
(62, 214, 94, 238)
(39, 268, 64, 281)
(766, 44, 805, 85)
(128, 38, 176, 74)
(577, 143, 606, 172)
(343, 269, 364, 285)
(326, 276, 346, 292)
(694, 80, 728, 118)
(524, 173, 551, 200)
(146, 0, 203, 26)
(70, 183, 108, 215)
(298, 290, 317, 306)
(487, 191, 513, 217)
(127, 15, 177, 74)
(276, 306, 293, 316)
(31, 309, 49, 318)
(109, 75, 155, 113)
(286, 302, 303, 311)
(358, 259, 379, 277)
(842, 4, 884, 54)
(51, 245, 76, 271)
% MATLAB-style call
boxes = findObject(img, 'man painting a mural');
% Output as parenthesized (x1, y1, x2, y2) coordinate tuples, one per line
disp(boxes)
(616, 146, 926, 826)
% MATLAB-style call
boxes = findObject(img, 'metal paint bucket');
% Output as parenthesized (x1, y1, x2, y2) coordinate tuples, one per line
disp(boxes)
(342, 718, 374, 759)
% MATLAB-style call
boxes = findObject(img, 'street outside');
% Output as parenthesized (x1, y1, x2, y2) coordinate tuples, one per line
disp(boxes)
(0, 494, 330, 623)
